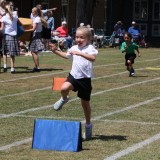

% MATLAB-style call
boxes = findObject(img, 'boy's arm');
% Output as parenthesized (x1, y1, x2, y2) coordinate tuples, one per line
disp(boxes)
(121, 43, 126, 53)
(49, 43, 68, 59)
(136, 47, 140, 57)
(70, 51, 96, 62)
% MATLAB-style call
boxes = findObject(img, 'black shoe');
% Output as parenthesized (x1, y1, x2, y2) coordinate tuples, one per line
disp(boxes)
(11, 70, 15, 74)
(3, 68, 7, 72)
(31, 67, 40, 72)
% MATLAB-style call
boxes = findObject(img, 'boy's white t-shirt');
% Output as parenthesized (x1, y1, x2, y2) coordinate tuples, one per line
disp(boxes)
(66, 44, 98, 79)
(0, 13, 18, 36)
(32, 16, 42, 32)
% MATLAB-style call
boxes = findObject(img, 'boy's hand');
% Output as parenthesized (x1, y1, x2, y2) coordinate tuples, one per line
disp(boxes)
(138, 53, 141, 57)
(70, 51, 81, 56)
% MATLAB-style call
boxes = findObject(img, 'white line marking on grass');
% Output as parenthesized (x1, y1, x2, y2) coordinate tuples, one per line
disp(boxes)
(0, 96, 160, 151)
(0, 77, 159, 119)
(0, 138, 32, 151)
(0, 70, 128, 99)
(14, 114, 82, 121)
(0, 70, 69, 83)
(0, 87, 51, 99)
(91, 96, 160, 122)
(0, 65, 158, 99)
(0, 97, 78, 119)
(0, 57, 159, 83)
(104, 133, 160, 160)
(98, 119, 160, 125)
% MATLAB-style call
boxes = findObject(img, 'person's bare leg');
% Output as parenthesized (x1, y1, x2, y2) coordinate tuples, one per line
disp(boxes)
(31, 52, 39, 68)
(3, 54, 7, 72)
(53, 82, 73, 110)
(81, 99, 91, 124)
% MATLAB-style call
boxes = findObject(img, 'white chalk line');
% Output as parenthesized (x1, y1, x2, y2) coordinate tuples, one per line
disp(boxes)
(0, 78, 160, 119)
(0, 77, 160, 119)
(1, 64, 159, 100)
(0, 96, 159, 151)
(0, 138, 32, 152)
(0, 57, 159, 83)
(104, 133, 160, 160)
(0, 57, 160, 152)
(97, 119, 160, 125)
(14, 115, 160, 126)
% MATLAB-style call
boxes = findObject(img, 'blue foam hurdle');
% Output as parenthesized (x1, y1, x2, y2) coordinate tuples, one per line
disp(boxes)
(32, 119, 82, 152)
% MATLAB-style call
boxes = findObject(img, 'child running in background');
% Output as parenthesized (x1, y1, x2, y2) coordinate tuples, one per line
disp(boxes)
(121, 32, 140, 77)
(49, 26, 98, 140)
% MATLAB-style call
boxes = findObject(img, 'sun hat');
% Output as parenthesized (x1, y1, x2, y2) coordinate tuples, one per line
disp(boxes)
(62, 21, 67, 25)
(132, 21, 136, 25)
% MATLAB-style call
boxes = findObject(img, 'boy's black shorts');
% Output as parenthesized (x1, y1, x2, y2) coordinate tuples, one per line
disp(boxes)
(67, 74, 92, 101)
(125, 53, 136, 66)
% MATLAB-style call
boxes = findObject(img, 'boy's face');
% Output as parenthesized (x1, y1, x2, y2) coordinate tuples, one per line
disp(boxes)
(124, 34, 131, 42)
(76, 30, 88, 47)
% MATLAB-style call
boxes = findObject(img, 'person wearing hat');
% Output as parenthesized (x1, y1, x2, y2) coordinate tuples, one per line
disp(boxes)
(54, 21, 72, 49)
(128, 21, 141, 40)
(112, 20, 125, 48)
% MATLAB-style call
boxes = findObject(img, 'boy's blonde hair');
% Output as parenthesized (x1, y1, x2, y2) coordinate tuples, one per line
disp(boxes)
(76, 26, 93, 43)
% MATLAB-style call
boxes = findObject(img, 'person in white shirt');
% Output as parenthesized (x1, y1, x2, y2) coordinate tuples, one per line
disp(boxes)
(49, 26, 98, 140)
(26, 7, 44, 72)
(0, 4, 20, 73)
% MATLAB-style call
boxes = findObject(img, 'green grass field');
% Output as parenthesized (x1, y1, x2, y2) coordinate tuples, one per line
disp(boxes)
(0, 47, 160, 160)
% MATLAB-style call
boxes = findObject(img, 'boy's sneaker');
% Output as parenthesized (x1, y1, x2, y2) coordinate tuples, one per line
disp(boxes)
(129, 69, 135, 77)
(83, 124, 92, 140)
(131, 69, 135, 76)
(53, 97, 69, 111)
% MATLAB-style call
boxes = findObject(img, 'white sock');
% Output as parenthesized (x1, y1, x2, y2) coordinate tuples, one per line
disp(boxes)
(11, 68, 15, 72)
(4, 64, 7, 68)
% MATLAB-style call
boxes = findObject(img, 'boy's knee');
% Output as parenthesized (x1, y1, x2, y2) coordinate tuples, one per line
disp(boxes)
(127, 60, 131, 64)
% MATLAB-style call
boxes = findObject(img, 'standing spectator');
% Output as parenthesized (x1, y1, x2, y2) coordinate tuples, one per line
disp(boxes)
(30, 4, 57, 19)
(25, 7, 44, 72)
(42, 10, 54, 52)
(114, 21, 125, 47)
(0, 0, 6, 17)
(49, 26, 98, 140)
(0, 4, 20, 73)
(121, 32, 140, 77)
(8, 1, 18, 16)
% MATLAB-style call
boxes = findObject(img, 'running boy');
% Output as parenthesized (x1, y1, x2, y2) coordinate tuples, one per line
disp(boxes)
(49, 26, 98, 140)
(121, 32, 140, 76)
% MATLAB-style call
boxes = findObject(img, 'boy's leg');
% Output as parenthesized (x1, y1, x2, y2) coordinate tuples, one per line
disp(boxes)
(53, 82, 73, 111)
(31, 52, 40, 72)
(3, 54, 7, 72)
(81, 99, 91, 124)
(81, 99, 92, 140)
(10, 55, 15, 73)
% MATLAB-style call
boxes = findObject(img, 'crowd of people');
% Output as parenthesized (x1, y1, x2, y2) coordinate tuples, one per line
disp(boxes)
(109, 20, 147, 48)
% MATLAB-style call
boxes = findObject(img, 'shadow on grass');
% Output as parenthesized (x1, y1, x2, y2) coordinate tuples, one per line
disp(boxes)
(92, 135, 127, 141)
(13, 68, 64, 74)
(40, 68, 63, 71)
(132, 75, 149, 78)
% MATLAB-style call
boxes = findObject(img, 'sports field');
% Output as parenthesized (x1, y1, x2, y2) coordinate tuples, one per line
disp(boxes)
(0, 47, 160, 160)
